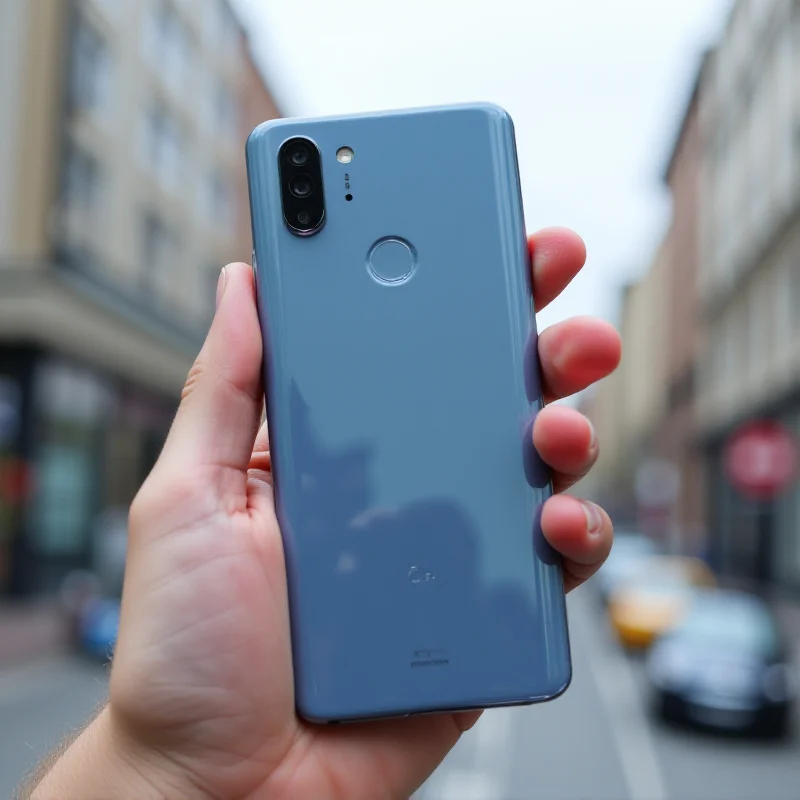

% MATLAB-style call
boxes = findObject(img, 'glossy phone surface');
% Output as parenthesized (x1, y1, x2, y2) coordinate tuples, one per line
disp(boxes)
(246, 103, 571, 723)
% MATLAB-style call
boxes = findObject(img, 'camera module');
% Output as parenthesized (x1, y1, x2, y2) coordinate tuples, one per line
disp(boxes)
(278, 138, 325, 235)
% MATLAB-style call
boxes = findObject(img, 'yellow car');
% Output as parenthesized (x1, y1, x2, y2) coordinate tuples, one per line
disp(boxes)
(608, 556, 716, 649)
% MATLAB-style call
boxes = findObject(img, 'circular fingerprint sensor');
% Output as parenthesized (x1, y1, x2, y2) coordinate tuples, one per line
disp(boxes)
(367, 237, 417, 285)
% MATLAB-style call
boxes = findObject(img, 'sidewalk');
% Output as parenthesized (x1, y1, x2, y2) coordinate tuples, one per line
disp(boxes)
(0, 601, 66, 668)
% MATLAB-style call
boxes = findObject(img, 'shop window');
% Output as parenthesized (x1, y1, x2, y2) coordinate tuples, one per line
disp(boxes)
(30, 433, 96, 558)
(70, 15, 111, 117)
(63, 141, 103, 215)
(143, 0, 193, 93)
(140, 212, 178, 296)
(141, 102, 184, 190)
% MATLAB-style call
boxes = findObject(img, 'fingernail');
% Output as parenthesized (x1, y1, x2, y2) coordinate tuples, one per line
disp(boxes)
(581, 500, 603, 536)
(587, 418, 597, 451)
(533, 246, 549, 275)
(216, 267, 227, 310)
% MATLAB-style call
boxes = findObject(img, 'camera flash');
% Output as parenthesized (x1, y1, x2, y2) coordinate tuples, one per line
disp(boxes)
(336, 147, 354, 164)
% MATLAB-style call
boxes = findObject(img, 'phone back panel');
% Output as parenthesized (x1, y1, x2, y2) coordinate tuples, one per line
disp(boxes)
(247, 104, 570, 722)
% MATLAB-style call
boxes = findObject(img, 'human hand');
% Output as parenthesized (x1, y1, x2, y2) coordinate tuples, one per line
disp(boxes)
(31, 228, 620, 800)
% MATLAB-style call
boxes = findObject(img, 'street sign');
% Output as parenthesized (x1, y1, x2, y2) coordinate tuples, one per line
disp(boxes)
(723, 420, 798, 501)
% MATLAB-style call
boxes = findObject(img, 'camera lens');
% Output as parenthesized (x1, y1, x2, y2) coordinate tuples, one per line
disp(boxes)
(288, 145, 310, 167)
(289, 174, 314, 198)
(279, 138, 324, 236)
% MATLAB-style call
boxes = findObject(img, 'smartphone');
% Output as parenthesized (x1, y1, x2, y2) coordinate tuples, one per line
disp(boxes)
(246, 103, 571, 723)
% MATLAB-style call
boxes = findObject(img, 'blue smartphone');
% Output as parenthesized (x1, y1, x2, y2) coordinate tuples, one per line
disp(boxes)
(246, 103, 571, 723)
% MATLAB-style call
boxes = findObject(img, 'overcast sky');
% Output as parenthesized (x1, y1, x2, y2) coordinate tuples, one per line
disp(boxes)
(233, 0, 731, 332)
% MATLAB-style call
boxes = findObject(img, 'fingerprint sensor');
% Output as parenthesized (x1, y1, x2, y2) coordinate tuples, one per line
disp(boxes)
(367, 237, 417, 285)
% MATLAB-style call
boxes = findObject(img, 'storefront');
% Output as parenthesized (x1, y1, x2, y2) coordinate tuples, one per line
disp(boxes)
(0, 347, 176, 598)
(774, 411, 800, 588)
(0, 348, 32, 597)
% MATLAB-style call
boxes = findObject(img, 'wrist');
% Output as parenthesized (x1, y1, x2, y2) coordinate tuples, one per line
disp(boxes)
(30, 705, 209, 800)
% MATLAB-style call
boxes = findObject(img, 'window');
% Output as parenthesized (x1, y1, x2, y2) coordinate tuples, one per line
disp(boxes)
(793, 256, 800, 332)
(140, 213, 177, 295)
(206, 0, 240, 50)
(668, 365, 695, 410)
(30, 361, 112, 562)
(63, 143, 102, 213)
(195, 67, 213, 132)
(144, 0, 192, 92)
(212, 174, 233, 230)
(792, 414, 800, 582)
(748, 279, 772, 374)
(199, 170, 233, 232)
(220, 1, 240, 50)
(776, 25, 794, 209)
(748, 83, 769, 231)
(775, 259, 793, 345)
(720, 310, 736, 388)
(749, 0, 773, 33)
(215, 80, 239, 142)
(93, 0, 124, 23)
(70, 16, 111, 115)
(142, 103, 184, 189)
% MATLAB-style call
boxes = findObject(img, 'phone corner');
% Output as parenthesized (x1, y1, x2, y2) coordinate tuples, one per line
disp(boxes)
(546, 660, 574, 702)
(246, 118, 284, 155)
(472, 102, 515, 127)
(295, 696, 334, 726)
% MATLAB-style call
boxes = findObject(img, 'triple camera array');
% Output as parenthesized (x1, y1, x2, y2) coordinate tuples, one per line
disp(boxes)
(279, 138, 325, 235)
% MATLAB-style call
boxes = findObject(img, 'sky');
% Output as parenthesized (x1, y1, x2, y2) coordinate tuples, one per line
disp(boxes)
(233, 0, 731, 333)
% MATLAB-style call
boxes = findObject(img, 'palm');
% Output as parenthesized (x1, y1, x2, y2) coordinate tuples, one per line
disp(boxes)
(113, 462, 465, 799)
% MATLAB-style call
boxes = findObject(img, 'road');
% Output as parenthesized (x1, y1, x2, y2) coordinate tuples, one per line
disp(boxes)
(2, 587, 799, 799)
(0, 655, 109, 797)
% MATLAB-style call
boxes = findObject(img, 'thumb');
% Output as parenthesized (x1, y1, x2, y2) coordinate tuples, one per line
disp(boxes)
(158, 262, 263, 478)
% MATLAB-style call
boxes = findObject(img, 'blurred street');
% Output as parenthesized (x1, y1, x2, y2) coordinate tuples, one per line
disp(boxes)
(2, 587, 798, 800)
(0, 655, 108, 797)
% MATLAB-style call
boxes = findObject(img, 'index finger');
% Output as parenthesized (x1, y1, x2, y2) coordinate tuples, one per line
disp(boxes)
(529, 228, 587, 312)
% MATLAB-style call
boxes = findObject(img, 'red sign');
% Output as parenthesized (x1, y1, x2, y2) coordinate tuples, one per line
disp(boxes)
(723, 420, 798, 501)
(0, 458, 32, 505)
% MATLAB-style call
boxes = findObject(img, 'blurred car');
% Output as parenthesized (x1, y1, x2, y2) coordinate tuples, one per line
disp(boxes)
(595, 530, 660, 605)
(647, 590, 795, 738)
(608, 556, 716, 649)
(78, 596, 120, 662)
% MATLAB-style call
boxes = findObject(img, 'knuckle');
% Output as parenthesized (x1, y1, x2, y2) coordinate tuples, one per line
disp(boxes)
(181, 359, 207, 402)
(129, 472, 215, 537)
(596, 514, 614, 558)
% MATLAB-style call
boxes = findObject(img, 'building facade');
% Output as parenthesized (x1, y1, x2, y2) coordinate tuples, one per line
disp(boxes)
(0, 0, 281, 597)
(581, 237, 671, 533)
(235, 36, 283, 265)
(649, 58, 709, 559)
(695, 0, 800, 588)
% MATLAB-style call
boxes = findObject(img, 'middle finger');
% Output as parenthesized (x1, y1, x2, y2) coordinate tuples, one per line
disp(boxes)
(536, 316, 621, 403)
